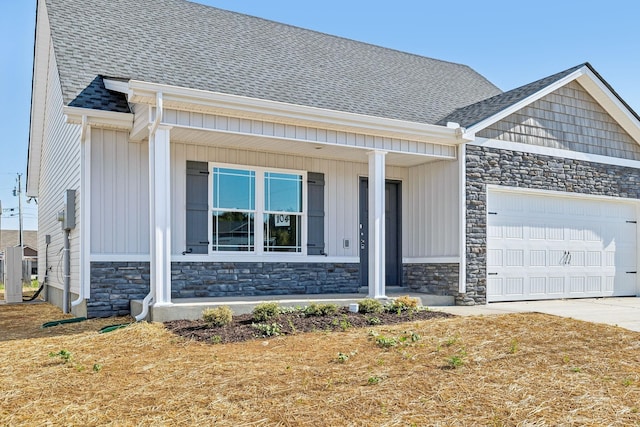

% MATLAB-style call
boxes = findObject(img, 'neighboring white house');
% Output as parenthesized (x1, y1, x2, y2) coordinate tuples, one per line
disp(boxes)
(28, 0, 640, 319)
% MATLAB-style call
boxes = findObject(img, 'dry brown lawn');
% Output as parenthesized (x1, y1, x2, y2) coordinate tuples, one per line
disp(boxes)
(1, 302, 639, 426)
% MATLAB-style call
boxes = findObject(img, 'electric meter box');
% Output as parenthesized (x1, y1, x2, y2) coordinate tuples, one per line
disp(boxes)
(62, 189, 76, 230)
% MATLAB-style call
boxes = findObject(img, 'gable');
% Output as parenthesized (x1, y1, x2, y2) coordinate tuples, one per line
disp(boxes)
(477, 81, 640, 161)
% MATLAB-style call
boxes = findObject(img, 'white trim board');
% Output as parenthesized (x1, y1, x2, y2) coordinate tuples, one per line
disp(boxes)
(472, 138, 640, 169)
(486, 184, 640, 205)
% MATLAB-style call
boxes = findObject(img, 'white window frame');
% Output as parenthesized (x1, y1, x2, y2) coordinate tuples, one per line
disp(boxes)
(208, 162, 307, 256)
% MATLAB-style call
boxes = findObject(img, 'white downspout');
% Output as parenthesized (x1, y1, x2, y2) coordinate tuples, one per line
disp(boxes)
(136, 92, 163, 321)
(72, 115, 89, 308)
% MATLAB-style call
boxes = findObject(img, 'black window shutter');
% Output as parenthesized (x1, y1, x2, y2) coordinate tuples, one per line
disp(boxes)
(186, 161, 209, 254)
(307, 172, 325, 255)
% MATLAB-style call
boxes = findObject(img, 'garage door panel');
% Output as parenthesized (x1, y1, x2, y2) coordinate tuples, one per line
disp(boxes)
(487, 190, 637, 302)
(529, 250, 546, 266)
(548, 277, 565, 294)
(586, 276, 602, 293)
(529, 277, 546, 294)
(505, 278, 524, 296)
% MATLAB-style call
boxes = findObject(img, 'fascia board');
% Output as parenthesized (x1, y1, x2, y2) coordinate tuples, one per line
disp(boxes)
(125, 80, 467, 145)
(465, 67, 587, 136)
(64, 106, 134, 130)
(26, 0, 51, 198)
(577, 68, 640, 144)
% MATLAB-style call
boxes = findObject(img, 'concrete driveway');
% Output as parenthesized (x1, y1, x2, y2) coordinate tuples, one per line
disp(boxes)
(435, 297, 640, 332)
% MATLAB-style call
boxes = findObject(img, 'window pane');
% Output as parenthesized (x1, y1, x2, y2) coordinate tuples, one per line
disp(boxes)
(264, 214, 301, 252)
(213, 211, 254, 251)
(213, 168, 255, 210)
(264, 172, 302, 212)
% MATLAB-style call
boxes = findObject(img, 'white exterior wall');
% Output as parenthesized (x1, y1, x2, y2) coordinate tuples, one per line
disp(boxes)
(90, 129, 149, 254)
(406, 159, 459, 258)
(171, 142, 406, 258)
(37, 44, 81, 294)
(91, 137, 435, 259)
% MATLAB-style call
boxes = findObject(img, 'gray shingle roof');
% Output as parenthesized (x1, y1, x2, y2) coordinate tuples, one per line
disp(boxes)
(437, 64, 585, 128)
(45, 0, 502, 125)
(68, 76, 130, 113)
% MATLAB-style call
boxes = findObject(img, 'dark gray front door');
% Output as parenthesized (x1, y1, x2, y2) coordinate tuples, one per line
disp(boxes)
(359, 178, 401, 287)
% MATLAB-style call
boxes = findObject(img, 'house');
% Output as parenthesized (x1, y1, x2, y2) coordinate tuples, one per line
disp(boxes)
(27, 0, 640, 320)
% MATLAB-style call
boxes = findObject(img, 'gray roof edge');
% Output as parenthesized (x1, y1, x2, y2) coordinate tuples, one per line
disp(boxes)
(439, 63, 588, 129)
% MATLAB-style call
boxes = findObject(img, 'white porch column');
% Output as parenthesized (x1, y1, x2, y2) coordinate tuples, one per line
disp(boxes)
(149, 125, 172, 306)
(368, 150, 387, 299)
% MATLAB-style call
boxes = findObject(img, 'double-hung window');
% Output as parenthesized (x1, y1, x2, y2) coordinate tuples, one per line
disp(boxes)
(211, 165, 304, 254)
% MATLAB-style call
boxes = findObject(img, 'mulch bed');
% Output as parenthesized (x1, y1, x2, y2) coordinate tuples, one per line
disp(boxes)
(165, 307, 454, 343)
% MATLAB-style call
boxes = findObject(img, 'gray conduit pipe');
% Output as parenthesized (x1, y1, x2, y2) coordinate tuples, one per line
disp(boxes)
(62, 228, 71, 314)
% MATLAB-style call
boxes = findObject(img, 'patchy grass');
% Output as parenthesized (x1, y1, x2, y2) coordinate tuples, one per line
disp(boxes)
(1, 303, 639, 425)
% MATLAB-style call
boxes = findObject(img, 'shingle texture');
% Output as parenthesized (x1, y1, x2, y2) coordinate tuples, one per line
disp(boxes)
(438, 65, 585, 128)
(68, 76, 130, 113)
(45, 0, 502, 124)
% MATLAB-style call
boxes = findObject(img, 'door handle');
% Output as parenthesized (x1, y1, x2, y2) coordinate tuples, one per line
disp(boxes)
(567, 252, 571, 265)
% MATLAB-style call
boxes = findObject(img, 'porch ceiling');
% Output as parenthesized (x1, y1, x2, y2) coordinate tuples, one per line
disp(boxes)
(169, 127, 454, 167)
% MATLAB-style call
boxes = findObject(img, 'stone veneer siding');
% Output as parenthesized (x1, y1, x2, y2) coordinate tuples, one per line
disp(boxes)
(403, 263, 459, 297)
(88, 262, 150, 318)
(88, 260, 463, 317)
(172, 262, 360, 298)
(465, 144, 640, 304)
(88, 261, 359, 317)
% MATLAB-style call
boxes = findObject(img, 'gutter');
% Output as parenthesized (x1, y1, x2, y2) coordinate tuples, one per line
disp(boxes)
(71, 115, 89, 308)
(135, 92, 163, 322)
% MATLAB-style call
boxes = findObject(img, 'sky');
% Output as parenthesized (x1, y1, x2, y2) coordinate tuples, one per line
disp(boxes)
(1, 0, 639, 233)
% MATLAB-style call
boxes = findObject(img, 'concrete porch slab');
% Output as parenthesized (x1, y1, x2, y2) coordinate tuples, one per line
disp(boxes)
(131, 291, 455, 322)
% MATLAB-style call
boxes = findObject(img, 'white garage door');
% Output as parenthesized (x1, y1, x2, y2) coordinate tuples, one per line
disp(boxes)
(487, 189, 637, 302)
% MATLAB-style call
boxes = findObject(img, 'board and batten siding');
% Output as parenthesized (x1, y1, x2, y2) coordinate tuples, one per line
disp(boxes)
(170, 142, 407, 257)
(162, 109, 456, 158)
(406, 159, 459, 257)
(91, 137, 457, 259)
(37, 43, 81, 294)
(90, 129, 149, 254)
(478, 81, 640, 161)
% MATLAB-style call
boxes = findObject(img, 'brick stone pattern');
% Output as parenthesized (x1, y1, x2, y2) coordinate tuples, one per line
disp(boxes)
(88, 262, 150, 318)
(171, 262, 360, 298)
(88, 261, 360, 317)
(465, 144, 640, 304)
(403, 263, 459, 296)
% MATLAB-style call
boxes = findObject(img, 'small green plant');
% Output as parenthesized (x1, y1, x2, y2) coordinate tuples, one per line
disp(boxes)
(443, 336, 459, 347)
(331, 314, 352, 331)
(303, 303, 339, 317)
(366, 316, 381, 325)
(358, 298, 384, 314)
(49, 349, 72, 363)
(92, 363, 102, 373)
(509, 339, 519, 354)
(445, 349, 467, 369)
(210, 335, 222, 344)
(622, 378, 634, 386)
(336, 350, 357, 363)
(376, 335, 398, 348)
(202, 306, 233, 327)
(252, 302, 281, 322)
(367, 375, 382, 385)
(386, 295, 419, 313)
(252, 322, 283, 337)
(398, 331, 421, 344)
(571, 367, 582, 373)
